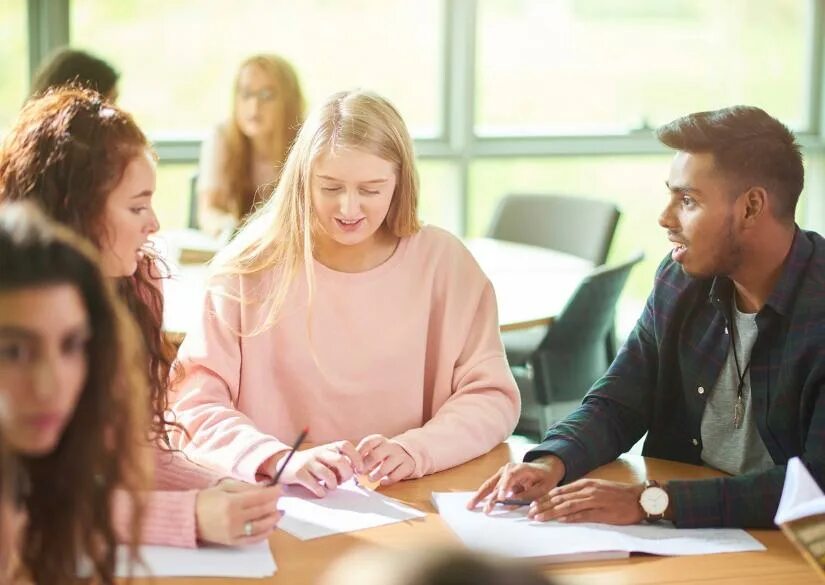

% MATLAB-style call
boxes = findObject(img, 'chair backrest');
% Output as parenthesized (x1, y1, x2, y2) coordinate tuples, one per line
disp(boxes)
(486, 193, 620, 265)
(531, 251, 643, 404)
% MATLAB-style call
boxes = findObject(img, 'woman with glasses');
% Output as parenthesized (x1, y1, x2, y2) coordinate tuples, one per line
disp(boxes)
(197, 54, 305, 236)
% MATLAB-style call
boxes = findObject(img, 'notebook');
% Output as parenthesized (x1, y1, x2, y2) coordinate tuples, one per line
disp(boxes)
(775, 457, 825, 582)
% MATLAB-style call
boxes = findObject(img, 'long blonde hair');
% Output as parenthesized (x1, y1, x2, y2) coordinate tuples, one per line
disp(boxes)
(217, 54, 305, 220)
(211, 89, 421, 335)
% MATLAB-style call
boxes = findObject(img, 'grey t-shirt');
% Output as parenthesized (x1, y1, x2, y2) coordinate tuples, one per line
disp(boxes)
(700, 295, 774, 475)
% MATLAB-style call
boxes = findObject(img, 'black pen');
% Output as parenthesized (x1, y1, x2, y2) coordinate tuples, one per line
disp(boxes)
(268, 426, 309, 486)
(495, 498, 533, 507)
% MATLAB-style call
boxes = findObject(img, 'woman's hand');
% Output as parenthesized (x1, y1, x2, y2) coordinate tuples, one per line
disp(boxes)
(275, 441, 364, 497)
(195, 479, 281, 546)
(356, 435, 415, 487)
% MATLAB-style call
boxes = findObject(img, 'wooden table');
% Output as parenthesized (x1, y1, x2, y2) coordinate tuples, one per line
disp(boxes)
(138, 444, 816, 585)
(160, 235, 594, 339)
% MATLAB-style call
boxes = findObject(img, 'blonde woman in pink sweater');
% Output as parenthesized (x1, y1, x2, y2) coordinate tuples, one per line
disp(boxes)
(170, 90, 521, 497)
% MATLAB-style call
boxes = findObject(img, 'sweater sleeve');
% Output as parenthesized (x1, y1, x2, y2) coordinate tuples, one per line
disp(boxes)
(392, 279, 520, 476)
(113, 489, 199, 548)
(110, 445, 227, 548)
(169, 277, 289, 482)
(152, 444, 226, 491)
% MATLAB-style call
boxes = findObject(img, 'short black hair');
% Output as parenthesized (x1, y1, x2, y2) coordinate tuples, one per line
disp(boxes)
(656, 106, 804, 220)
(30, 47, 119, 98)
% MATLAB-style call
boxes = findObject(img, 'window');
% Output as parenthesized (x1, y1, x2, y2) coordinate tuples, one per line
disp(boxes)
(54, 0, 822, 316)
(476, 0, 810, 135)
(0, 0, 28, 130)
(71, 0, 444, 138)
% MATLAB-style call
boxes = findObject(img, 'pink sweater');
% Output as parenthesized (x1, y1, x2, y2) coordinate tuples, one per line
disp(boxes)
(170, 226, 520, 481)
(113, 444, 223, 548)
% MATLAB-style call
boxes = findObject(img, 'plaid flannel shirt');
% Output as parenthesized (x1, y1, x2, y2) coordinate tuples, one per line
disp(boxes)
(525, 228, 825, 528)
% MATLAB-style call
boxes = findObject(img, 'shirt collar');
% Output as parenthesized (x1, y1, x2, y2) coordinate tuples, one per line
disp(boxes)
(707, 226, 809, 319)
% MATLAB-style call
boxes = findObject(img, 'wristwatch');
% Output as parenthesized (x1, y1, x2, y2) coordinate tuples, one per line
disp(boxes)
(639, 479, 669, 522)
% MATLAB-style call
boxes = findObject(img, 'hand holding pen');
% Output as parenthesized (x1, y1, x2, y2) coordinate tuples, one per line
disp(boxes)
(268, 433, 365, 498)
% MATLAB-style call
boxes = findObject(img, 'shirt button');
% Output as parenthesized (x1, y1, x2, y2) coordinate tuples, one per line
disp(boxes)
(692, 438, 699, 446)
(698, 386, 705, 395)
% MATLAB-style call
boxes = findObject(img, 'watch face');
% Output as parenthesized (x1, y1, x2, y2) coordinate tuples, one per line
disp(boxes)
(640, 486, 669, 515)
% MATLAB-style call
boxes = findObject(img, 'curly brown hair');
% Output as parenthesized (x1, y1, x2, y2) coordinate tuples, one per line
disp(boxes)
(0, 202, 149, 585)
(0, 86, 179, 442)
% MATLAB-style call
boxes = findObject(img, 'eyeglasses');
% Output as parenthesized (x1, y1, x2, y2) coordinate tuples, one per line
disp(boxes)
(238, 88, 277, 102)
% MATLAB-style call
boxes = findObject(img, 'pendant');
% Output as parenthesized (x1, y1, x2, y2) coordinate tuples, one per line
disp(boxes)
(733, 395, 744, 429)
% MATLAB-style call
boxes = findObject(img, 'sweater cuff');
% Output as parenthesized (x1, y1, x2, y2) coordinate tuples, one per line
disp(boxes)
(235, 441, 291, 483)
(140, 490, 200, 548)
(391, 433, 429, 479)
(666, 477, 724, 528)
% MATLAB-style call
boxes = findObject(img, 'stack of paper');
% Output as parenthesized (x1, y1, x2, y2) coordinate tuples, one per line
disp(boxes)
(278, 479, 426, 540)
(112, 540, 276, 578)
(432, 492, 765, 563)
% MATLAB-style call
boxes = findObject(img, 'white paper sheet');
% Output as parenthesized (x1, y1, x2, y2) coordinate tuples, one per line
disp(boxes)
(113, 540, 276, 578)
(278, 479, 426, 540)
(433, 492, 765, 562)
(775, 456, 825, 525)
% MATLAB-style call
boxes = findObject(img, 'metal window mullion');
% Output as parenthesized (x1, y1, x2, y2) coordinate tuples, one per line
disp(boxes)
(444, 0, 477, 235)
(806, 0, 824, 137)
(27, 0, 70, 84)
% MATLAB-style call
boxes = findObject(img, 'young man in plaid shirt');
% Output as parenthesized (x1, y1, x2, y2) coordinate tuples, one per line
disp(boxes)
(470, 106, 825, 528)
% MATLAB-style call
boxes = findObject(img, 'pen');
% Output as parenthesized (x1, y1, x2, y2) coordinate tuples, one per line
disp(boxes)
(494, 498, 533, 507)
(268, 426, 309, 486)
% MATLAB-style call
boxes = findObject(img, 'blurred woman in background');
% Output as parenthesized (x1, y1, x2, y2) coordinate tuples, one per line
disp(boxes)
(196, 53, 305, 236)
(29, 47, 119, 101)
(0, 202, 148, 585)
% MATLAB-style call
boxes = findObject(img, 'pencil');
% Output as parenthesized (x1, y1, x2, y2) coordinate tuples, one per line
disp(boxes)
(268, 426, 309, 486)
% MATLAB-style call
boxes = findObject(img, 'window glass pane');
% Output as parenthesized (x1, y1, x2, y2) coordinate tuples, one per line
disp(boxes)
(0, 0, 27, 130)
(419, 159, 462, 234)
(71, 0, 443, 137)
(476, 0, 810, 135)
(154, 163, 198, 231)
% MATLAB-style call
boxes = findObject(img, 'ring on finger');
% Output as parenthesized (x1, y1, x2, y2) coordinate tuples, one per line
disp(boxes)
(243, 520, 253, 537)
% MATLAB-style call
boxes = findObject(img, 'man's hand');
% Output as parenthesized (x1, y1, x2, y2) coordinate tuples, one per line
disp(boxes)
(527, 479, 645, 524)
(467, 455, 566, 513)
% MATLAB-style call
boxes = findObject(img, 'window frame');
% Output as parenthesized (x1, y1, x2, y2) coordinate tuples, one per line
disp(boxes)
(30, 0, 825, 235)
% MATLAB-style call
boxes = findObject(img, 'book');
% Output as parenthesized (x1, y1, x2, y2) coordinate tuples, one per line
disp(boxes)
(775, 457, 825, 581)
(433, 492, 764, 563)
